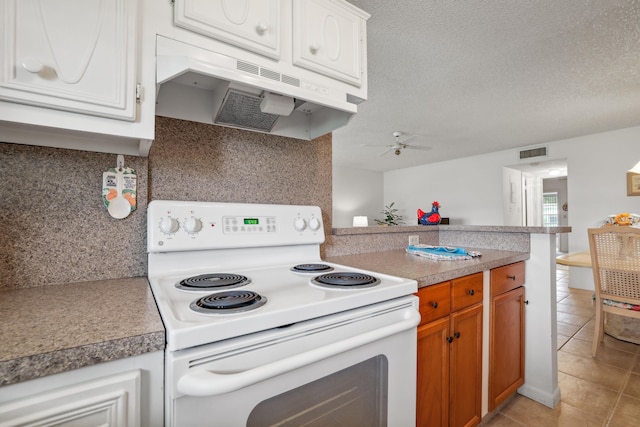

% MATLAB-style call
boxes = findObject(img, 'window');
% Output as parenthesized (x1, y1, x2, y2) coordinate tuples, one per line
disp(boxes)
(543, 192, 558, 227)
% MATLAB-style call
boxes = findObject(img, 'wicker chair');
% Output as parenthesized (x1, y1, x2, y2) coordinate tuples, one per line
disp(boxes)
(588, 227, 640, 357)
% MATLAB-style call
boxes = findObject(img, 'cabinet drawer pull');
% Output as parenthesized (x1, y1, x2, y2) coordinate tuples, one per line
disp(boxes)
(454, 331, 461, 339)
(431, 301, 438, 309)
(507, 275, 517, 280)
(309, 43, 320, 54)
(447, 336, 453, 343)
(468, 289, 475, 296)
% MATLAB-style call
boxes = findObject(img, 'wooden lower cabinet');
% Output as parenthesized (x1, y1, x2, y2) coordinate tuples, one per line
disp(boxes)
(489, 285, 525, 410)
(417, 316, 449, 426)
(489, 261, 526, 411)
(416, 273, 483, 427)
(449, 304, 483, 427)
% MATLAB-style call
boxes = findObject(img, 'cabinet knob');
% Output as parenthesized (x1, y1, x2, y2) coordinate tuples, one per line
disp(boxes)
(468, 289, 475, 296)
(309, 43, 320, 54)
(255, 23, 269, 35)
(507, 275, 517, 280)
(22, 58, 44, 74)
(447, 336, 453, 343)
(454, 331, 461, 339)
(431, 301, 438, 309)
(525, 300, 530, 305)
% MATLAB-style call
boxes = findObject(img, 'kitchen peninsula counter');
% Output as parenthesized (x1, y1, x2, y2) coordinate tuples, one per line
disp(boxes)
(0, 277, 164, 387)
(329, 223, 570, 409)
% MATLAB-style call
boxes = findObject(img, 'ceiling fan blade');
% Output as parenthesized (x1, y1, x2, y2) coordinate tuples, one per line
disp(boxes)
(361, 144, 390, 148)
(399, 134, 417, 144)
(378, 148, 393, 156)
(405, 145, 432, 151)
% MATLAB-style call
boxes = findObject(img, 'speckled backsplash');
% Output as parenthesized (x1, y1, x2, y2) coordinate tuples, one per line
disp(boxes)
(0, 117, 333, 289)
(0, 144, 149, 289)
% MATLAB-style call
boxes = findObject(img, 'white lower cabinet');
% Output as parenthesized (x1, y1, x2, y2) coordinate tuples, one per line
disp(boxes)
(0, 371, 139, 427)
(0, 351, 163, 427)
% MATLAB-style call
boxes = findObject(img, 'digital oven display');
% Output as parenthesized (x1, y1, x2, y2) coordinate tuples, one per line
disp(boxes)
(244, 218, 259, 225)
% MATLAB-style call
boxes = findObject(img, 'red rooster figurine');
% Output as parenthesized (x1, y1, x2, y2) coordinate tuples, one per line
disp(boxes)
(418, 201, 441, 225)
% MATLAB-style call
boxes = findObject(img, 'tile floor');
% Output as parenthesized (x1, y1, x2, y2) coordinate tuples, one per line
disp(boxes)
(485, 265, 640, 426)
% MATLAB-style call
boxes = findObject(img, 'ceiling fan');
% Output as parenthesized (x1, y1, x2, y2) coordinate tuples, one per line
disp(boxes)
(361, 131, 432, 156)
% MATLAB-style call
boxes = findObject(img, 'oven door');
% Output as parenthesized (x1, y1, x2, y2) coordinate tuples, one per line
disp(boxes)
(166, 295, 420, 427)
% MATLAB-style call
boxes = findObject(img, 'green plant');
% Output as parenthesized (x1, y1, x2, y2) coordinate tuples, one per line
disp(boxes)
(375, 202, 404, 226)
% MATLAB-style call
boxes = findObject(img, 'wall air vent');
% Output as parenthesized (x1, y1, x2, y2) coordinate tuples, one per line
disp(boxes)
(519, 145, 548, 160)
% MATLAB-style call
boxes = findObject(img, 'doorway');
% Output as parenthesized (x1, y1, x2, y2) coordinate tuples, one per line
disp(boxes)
(502, 160, 568, 253)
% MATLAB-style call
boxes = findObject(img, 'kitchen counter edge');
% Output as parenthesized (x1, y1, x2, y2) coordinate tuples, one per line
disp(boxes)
(333, 225, 571, 236)
(0, 277, 165, 387)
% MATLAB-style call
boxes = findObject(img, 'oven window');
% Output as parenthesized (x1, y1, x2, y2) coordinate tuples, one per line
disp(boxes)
(247, 355, 389, 427)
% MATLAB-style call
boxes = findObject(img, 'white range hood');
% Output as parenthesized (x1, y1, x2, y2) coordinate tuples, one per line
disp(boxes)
(155, 36, 361, 141)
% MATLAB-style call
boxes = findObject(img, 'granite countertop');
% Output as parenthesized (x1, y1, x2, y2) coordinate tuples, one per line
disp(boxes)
(325, 248, 529, 287)
(0, 277, 165, 387)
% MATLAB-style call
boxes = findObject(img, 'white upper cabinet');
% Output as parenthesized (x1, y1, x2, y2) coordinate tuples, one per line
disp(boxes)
(292, 0, 367, 87)
(0, 0, 138, 121)
(174, 0, 281, 59)
(0, 0, 154, 156)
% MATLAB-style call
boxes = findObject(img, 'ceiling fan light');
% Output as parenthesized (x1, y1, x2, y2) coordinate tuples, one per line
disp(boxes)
(395, 149, 401, 155)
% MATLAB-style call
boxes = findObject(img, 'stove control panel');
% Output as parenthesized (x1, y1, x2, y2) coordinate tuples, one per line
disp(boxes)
(222, 215, 277, 234)
(148, 200, 324, 252)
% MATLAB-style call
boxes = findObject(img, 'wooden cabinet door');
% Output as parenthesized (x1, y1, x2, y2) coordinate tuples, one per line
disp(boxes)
(0, 0, 138, 121)
(449, 304, 482, 427)
(416, 316, 449, 427)
(173, 0, 281, 59)
(489, 286, 525, 410)
(292, 0, 366, 86)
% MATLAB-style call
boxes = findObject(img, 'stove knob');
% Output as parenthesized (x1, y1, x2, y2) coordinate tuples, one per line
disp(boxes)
(309, 217, 321, 231)
(160, 217, 179, 234)
(184, 217, 202, 234)
(294, 217, 307, 231)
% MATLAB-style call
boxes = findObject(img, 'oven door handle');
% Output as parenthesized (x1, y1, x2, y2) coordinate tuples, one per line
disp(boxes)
(176, 310, 420, 397)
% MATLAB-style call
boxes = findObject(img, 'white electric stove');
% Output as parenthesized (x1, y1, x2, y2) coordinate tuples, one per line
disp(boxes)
(147, 200, 419, 426)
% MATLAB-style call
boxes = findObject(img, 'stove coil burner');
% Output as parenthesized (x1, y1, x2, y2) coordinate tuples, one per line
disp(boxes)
(290, 263, 334, 273)
(190, 291, 267, 314)
(176, 273, 251, 291)
(311, 272, 381, 289)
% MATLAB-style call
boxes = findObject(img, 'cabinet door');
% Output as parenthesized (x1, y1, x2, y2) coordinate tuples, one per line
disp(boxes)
(416, 316, 449, 427)
(292, 0, 365, 86)
(174, 0, 281, 59)
(0, 371, 140, 426)
(0, 0, 138, 121)
(489, 286, 525, 410)
(450, 304, 482, 427)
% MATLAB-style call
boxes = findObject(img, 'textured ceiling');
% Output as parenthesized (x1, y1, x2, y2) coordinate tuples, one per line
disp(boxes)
(333, 0, 640, 172)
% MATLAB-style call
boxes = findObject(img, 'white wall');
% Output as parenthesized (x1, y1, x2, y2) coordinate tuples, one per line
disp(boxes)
(384, 125, 640, 251)
(384, 150, 515, 225)
(332, 166, 384, 227)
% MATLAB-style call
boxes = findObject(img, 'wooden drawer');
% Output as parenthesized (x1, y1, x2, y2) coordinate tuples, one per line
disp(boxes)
(417, 281, 451, 325)
(491, 262, 525, 296)
(451, 272, 483, 312)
